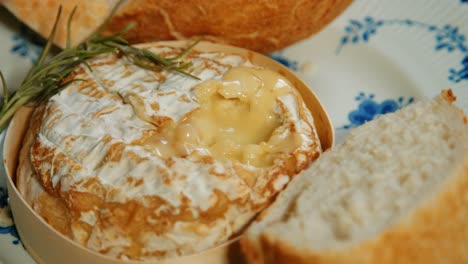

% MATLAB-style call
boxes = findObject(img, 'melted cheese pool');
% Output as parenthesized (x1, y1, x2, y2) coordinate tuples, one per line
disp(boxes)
(147, 67, 300, 168)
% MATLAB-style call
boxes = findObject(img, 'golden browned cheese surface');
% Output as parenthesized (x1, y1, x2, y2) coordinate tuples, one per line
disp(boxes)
(16, 43, 322, 260)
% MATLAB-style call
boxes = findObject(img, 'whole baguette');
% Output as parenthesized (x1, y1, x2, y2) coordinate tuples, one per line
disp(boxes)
(241, 90, 468, 264)
(2, 0, 352, 53)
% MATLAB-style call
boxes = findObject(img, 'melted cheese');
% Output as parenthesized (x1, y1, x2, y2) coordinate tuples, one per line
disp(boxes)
(146, 67, 299, 168)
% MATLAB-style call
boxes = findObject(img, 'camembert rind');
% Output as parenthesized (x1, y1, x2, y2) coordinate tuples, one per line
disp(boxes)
(17, 43, 322, 260)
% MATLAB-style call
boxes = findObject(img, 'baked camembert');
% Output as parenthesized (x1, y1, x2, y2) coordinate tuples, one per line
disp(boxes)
(16, 43, 322, 260)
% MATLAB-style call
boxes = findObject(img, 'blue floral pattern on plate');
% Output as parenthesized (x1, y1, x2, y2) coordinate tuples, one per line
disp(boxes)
(341, 92, 414, 129)
(10, 25, 44, 64)
(336, 16, 468, 83)
(0, 187, 20, 245)
(269, 53, 299, 71)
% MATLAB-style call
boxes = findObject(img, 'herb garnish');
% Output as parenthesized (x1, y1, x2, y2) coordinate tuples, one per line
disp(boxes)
(0, 1, 199, 131)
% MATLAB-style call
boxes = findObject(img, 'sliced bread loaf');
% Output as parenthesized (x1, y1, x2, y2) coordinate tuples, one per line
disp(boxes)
(241, 90, 468, 264)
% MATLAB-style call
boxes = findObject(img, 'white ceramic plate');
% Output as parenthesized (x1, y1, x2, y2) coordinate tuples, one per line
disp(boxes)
(0, 0, 467, 263)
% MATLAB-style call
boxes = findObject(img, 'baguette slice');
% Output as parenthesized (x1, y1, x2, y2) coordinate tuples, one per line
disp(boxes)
(242, 90, 468, 264)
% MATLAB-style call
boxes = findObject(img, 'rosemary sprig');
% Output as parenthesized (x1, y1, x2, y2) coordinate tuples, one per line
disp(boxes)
(0, 2, 200, 131)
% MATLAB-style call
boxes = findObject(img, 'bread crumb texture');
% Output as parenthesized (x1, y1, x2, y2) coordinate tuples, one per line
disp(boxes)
(243, 90, 468, 264)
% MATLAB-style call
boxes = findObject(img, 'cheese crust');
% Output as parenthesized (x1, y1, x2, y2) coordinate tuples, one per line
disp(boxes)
(16, 43, 321, 260)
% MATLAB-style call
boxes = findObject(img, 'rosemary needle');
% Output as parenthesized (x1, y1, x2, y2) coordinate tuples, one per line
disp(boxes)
(0, 1, 200, 132)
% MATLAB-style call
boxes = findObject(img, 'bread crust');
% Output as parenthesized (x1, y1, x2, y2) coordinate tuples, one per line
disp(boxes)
(4, 0, 352, 53)
(241, 92, 468, 264)
(104, 0, 352, 53)
(3, 0, 119, 47)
